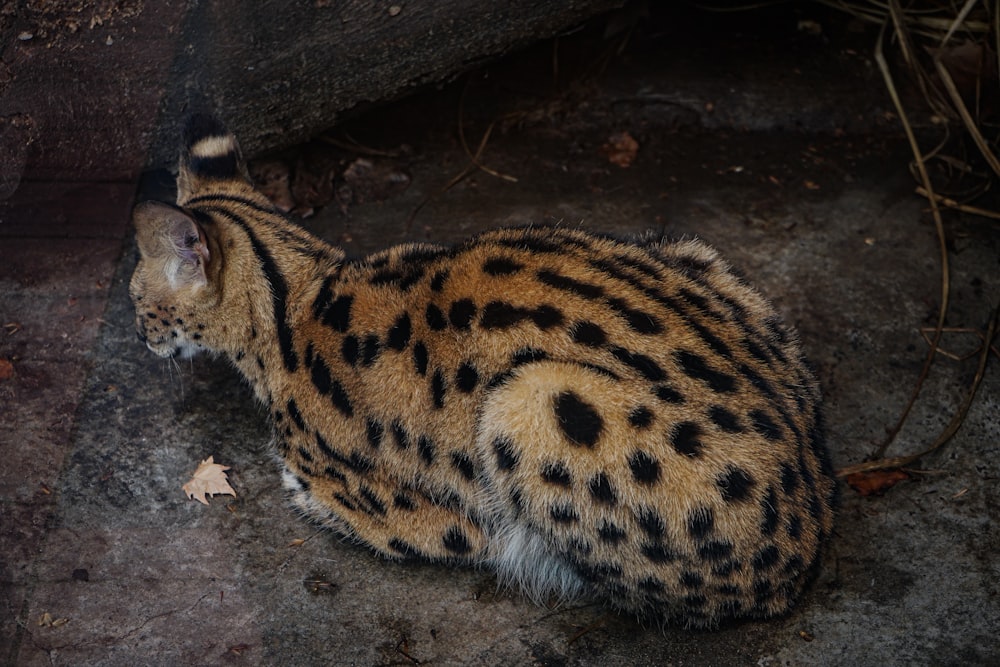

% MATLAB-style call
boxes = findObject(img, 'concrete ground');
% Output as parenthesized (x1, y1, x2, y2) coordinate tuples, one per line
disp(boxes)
(2, 7, 999, 666)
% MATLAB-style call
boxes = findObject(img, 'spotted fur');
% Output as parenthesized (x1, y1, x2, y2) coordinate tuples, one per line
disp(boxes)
(129, 114, 836, 627)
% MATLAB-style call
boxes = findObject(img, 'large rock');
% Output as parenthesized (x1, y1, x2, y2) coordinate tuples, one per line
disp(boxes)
(0, 0, 623, 189)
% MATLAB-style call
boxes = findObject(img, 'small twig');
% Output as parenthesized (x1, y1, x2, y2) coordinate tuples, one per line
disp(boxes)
(914, 186, 1000, 221)
(918, 325, 1000, 361)
(872, 18, 951, 460)
(567, 614, 610, 644)
(318, 134, 404, 158)
(838, 303, 999, 477)
(457, 101, 517, 184)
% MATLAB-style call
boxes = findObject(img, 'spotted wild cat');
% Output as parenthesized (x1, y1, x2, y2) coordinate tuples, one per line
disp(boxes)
(129, 115, 836, 627)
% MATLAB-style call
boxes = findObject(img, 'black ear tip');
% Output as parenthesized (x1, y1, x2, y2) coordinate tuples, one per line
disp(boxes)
(184, 113, 231, 146)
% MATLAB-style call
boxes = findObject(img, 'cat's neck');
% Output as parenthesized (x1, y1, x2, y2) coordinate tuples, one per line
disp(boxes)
(198, 202, 345, 407)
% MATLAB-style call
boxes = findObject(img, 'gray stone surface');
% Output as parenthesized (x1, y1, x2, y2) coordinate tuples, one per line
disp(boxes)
(3, 6, 999, 666)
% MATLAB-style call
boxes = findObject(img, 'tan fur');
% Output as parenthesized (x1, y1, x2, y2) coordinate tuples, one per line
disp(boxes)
(129, 120, 836, 627)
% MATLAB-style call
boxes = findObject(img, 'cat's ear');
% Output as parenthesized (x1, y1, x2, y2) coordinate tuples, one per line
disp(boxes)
(176, 113, 249, 203)
(132, 201, 210, 289)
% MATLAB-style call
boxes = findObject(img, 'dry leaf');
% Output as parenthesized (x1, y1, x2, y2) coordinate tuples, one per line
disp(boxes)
(182, 456, 236, 505)
(845, 469, 910, 496)
(599, 131, 639, 168)
(0, 358, 14, 380)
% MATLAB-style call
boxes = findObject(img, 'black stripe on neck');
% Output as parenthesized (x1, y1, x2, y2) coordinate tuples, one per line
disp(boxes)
(197, 205, 299, 373)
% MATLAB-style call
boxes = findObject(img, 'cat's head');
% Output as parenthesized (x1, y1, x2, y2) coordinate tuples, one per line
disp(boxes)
(129, 115, 254, 359)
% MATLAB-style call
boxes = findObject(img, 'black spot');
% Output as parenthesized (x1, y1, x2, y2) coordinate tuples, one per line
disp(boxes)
(780, 462, 800, 495)
(610, 347, 665, 382)
(508, 486, 525, 517)
(388, 539, 423, 559)
(639, 577, 665, 593)
(598, 521, 627, 545)
(425, 303, 447, 331)
(628, 406, 653, 429)
(323, 295, 353, 332)
(786, 514, 803, 540)
(496, 235, 565, 254)
(391, 421, 410, 450)
(688, 318, 733, 360)
(412, 341, 428, 376)
(671, 421, 704, 458)
(570, 321, 607, 347)
(400, 245, 446, 264)
(310, 354, 333, 395)
(455, 362, 479, 393)
(588, 473, 617, 506)
(687, 506, 714, 539)
(606, 298, 663, 334)
(417, 435, 436, 466)
(675, 350, 736, 393)
(753, 579, 775, 605)
(311, 276, 335, 319)
(709, 405, 743, 433)
(369, 269, 404, 286)
(511, 347, 548, 366)
(430, 369, 446, 408)
(429, 269, 449, 292)
(443, 526, 472, 554)
(334, 493, 357, 512)
(359, 485, 387, 516)
(680, 571, 704, 588)
(485, 371, 512, 390)
(296, 446, 313, 464)
(711, 558, 742, 577)
(540, 461, 572, 487)
(684, 594, 708, 610)
(480, 301, 527, 329)
(550, 502, 579, 523)
(483, 257, 523, 275)
(449, 298, 477, 330)
(628, 450, 661, 485)
(387, 312, 411, 350)
(567, 538, 592, 556)
(670, 255, 712, 279)
(783, 554, 805, 575)
(361, 335, 380, 366)
(636, 507, 665, 538)
(750, 410, 783, 441)
(553, 391, 603, 447)
(698, 541, 734, 562)
(323, 465, 345, 483)
(393, 493, 416, 511)
(347, 451, 375, 474)
(807, 494, 823, 521)
(329, 379, 353, 417)
(366, 419, 384, 449)
(286, 398, 306, 431)
(654, 384, 685, 404)
(642, 542, 676, 563)
(752, 545, 781, 572)
(530, 304, 564, 329)
(450, 451, 476, 480)
(717, 583, 741, 596)
(341, 335, 359, 366)
(717, 466, 756, 502)
(493, 436, 519, 471)
(761, 486, 779, 536)
(740, 364, 776, 399)
(537, 269, 604, 299)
